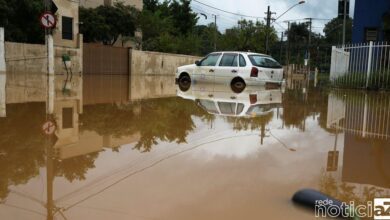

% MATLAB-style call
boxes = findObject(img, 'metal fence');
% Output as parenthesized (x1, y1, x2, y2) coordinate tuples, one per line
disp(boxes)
(330, 42, 390, 90)
(327, 90, 390, 140)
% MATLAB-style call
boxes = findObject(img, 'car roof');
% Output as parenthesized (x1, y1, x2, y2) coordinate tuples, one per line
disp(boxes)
(211, 51, 270, 57)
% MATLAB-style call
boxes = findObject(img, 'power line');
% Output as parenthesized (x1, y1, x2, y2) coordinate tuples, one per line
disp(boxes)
(192, 0, 261, 19)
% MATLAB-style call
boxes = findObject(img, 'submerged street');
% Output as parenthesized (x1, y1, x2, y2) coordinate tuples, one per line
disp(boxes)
(0, 73, 389, 220)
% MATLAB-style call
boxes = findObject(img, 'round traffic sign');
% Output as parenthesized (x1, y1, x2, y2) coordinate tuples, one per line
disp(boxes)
(42, 121, 56, 135)
(40, 12, 56, 29)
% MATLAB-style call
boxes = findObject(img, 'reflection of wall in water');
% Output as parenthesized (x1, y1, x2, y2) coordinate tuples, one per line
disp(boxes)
(326, 90, 390, 191)
(83, 75, 129, 105)
(327, 91, 390, 139)
(342, 133, 390, 189)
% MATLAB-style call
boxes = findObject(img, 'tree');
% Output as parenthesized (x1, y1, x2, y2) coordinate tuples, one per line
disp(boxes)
(0, 0, 45, 43)
(323, 17, 353, 45)
(169, 0, 198, 35)
(219, 20, 277, 53)
(80, 3, 139, 45)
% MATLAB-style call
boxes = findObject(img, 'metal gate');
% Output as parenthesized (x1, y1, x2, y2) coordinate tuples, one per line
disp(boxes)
(83, 43, 129, 75)
(83, 43, 130, 105)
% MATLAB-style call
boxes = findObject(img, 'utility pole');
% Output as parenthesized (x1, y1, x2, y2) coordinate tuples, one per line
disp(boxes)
(212, 14, 218, 51)
(342, 0, 347, 46)
(265, 6, 275, 54)
(286, 21, 290, 66)
(308, 18, 312, 66)
(280, 32, 284, 64)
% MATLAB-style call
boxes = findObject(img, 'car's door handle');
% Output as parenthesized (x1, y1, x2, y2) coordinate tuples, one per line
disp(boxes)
(208, 94, 214, 98)
(231, 70, 238, 73)
(209, 69, 215, 73)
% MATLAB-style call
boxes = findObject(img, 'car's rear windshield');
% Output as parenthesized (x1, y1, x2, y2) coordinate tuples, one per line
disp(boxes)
(246, 105, 274, 116)
(248, 55, 282, 69)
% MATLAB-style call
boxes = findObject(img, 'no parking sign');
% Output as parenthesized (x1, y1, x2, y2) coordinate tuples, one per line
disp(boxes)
(40, 12, 56, 29)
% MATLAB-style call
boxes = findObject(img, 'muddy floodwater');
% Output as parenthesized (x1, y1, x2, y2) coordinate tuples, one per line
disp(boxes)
(0, 73, 389, 220)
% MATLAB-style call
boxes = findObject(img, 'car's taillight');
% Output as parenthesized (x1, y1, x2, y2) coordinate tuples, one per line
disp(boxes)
(251, 67, 258, 77)
(250, 94, 257, 104)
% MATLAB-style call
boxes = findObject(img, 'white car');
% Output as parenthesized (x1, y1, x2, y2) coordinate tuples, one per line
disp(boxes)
(176, 52, 284, 91)
(177, 82, 283, 118)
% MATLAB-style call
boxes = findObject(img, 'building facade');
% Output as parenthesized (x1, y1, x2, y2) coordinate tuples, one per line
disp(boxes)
(352, 0, 390, 43)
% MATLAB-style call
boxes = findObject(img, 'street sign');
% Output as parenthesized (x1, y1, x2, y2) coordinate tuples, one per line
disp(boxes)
(42, 121, 56, 135)
(40, 12, 56, 29)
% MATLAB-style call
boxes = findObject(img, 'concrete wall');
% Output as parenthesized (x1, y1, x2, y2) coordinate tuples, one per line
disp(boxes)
(129, 50, 200, 100)
(4, 41, 82, 104)
(0, 28, 6, 117)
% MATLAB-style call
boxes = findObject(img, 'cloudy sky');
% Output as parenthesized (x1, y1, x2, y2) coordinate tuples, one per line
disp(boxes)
(190, 0, 355, 37)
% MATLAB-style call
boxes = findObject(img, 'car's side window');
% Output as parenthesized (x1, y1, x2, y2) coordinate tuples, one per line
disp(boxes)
(218, 102, 237, 115)
(239, 55, 247, 67)
(219, 54, 238, 67)
(200, 54, 221, 66)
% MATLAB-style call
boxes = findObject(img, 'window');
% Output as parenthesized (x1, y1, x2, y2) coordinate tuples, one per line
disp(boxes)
(200, 53, 221, 66)
(365, 28, 378, 42)
(62, 16, 73, 40)
(198, 100, 219, 114)
(239, 55, 247, 67)
(249, 55, 282, 69)
(237, 103, 245, 115)
(62, 108, 73, 129)
(219, 54, 238, 67)
(218, 102, 236, 115)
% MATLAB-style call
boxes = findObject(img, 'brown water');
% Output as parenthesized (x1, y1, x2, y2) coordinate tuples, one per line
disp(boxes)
(0, 73, 389, 220)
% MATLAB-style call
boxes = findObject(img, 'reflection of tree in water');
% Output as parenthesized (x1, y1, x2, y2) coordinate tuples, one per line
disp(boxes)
(81, 97, 214, 153)
(0, 103, 102, 200)
(282, 88, 330, 132)
(0, 103, 47, 199)
(54, 152, 99, 182)
(225, 112, 274, 131)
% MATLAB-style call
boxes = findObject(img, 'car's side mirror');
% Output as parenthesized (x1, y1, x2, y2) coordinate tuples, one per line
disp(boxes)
(195, 60, 201, 66)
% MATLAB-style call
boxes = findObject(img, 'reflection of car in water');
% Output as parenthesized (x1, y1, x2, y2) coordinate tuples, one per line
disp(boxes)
(176, 52, 284, 91)
(177, 82, 283, 118)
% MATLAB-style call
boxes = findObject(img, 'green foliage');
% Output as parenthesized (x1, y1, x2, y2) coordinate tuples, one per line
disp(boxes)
(0, 0, 45, 43)
(323, 17, 353, 45)
(141, 1, 276, 56)
(219, 20, 277, 53)
(80, 3, 139, 45)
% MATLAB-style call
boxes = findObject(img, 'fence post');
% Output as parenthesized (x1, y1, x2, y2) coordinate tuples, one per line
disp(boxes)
(366, 41, 373, 88)
(330, 46, 336, 83)
(0, 27, 6, 117)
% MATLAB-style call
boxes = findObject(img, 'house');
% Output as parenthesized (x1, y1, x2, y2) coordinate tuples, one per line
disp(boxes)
(52, 0, 81, 48)
(352, 0, 390, 43)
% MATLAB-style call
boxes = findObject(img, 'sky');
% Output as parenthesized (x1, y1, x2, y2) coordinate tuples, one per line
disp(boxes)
(190, 0, 355, 37)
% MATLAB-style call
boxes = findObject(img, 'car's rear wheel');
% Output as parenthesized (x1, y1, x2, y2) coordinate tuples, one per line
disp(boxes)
(178, 73, 191, 92)
(231, 78, 246, 93)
